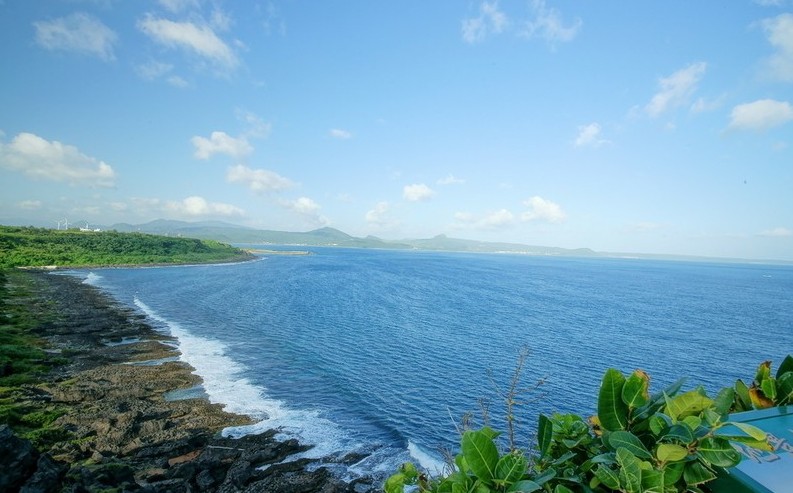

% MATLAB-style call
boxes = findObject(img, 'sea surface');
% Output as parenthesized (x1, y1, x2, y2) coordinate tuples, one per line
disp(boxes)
(69, 248, 793, 480)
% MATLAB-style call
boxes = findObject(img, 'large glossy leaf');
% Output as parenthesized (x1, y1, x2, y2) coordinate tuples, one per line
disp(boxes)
(598, 368, 629, 431)
(553, 485, 574, 493)
(713, 387, 734, 415)
(777, 372, 793, 405)
(608, 431, 652, 459)
(495, 453, 528, 485)
(622, 370, 650, 409)
(664, 390, 713, 421)
(697, 437, 741, 468)
(731, 421, 769, 441)
(641, 468, 665, 493)
(683, 461, 716, 485)
(755, 360, 772, 383)
(616, 448, 642, 493)
(661, 423, 694, 443)
(594, 465, 620, 490)
(776, 354, 793, 378)
(537, 414, 552, 458)
(749, 387, 774, 409)
(461, 430, 499, 485)
(656, 443, 688, 462)
(664, 461, 685, 486)
(761, 377, 777, 401)
(734, 379, 753, 410)
(507, 480, 541, 492)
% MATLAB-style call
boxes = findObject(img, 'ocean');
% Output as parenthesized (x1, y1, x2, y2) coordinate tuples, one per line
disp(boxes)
(70, 248, 793, 481)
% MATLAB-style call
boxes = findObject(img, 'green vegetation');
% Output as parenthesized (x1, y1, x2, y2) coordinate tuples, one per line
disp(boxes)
(0, 271, 71, 449)
(0, 225, 252, 269)
(386, 357, 793, 493)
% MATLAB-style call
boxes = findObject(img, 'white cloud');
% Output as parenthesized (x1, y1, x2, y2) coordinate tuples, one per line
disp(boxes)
(167, 75, 189, 88)
(760, 226, 792, 237)
(165, 195, 244, 217)
(728, 99, 793, 130)
(453, 209, 515, 230)
(366, 201, 396, 228)
(403, 183, 435, 202)
(690, 95, 725, 113)
(462, 1, 508, 44)
(192, 131, 252, 159)
(645, 62, 707, 117)
(760, 13, 793, 82)
(329, 128, 353, 139)
(136, 60, 174, 80)
(236, 110, 272, 139)
(280, 197, 328, 226)
(226, 164, 293, 193)
(520, 0, 582, 44)
(521, 196, 566, 223)
(17, 200, 43, 210)
(0, 132, 115, 187)
(137, 15, 238, 70)
(158, 0, 200, 13)
(574, 122, 608, 148)
(33, 13, 117, 61)
(437, 174, 465, 185)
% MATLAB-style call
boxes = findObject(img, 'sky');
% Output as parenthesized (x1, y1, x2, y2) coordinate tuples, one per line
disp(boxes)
(1, 1, 792, 261)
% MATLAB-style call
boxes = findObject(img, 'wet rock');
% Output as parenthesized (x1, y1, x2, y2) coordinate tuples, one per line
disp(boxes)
(0, 425, 39, 491)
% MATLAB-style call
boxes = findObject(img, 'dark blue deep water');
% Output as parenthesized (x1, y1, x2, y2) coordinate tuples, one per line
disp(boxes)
(71, 248, 793, 479)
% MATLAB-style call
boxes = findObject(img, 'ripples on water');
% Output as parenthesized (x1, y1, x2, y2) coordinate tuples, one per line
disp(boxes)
(74, 249, 793, 478)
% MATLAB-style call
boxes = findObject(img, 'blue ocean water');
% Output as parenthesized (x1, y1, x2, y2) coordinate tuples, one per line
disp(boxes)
(72, 248, 793, 479)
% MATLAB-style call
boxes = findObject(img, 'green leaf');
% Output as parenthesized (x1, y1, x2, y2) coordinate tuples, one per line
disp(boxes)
(641, 468, 665, 493)
(649, 414, 671, 435)
(661, 423, 694, 443)
(616, 448, 642, 493)
(664, 390, 713, 421)
(697, 437, 741, 468)
(713, 387, 734, 415)
(461, 429, 499, 485)
(495, 453, 528, 485)
(776, 354, 793, 379)
(761, 377, 777, 401)
(622, 370, 650, 409)
(553, 485, 574, 493)
(777, 372, 793, 405)
(598, 368, 629, 431)
(507, 480, 541, 493)
(608, 431, 652, 459)
(755, 360, 772, 384)
(730, 422, 768, 441)
(734, 379, 752, 410)
(594, 465, 620, 490)
(683, 461, 716, 485)
(664, 461, 685, 486)
(532, 468, 555, 485)
(384, 463, 419, 493)
(537, 414, 552, 458)
(719, 436, 773, 451)
(682, 415, 702, 430)
(656, 443, 688, 462)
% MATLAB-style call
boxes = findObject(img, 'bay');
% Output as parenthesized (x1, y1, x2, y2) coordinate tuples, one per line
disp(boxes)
(70, 248, 793, 479)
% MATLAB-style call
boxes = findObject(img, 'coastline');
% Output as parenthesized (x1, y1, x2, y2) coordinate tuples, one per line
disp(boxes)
(0, 270, 376, 492)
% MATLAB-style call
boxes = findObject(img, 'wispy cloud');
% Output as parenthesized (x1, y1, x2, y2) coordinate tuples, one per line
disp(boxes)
(759, 226, 792, 237)
(645, 62, 707, 117)
(33, 13, 117, 61)
(138, 15, 239, 70)
(759, 13, 793, 82)
(728, 99, 793, 131)
(192, 131, 252, 159)
(365, 201, 398, 229)
(403, 183, 435, 202)
(521, 196, 566, 223)
(226, 164, 293, 193)
(280, 197, 327, 226)
(437, 174, 465, 185)
(17, 200, 43, 210)
(0, 132, 115, 187)
(462, 1, 508, 44)
(453, 209, 515, 231)
(157, 0, 200, 14)
(574, 122, 609, 148)
(329, 128, 353, 139)
(520, 0, 582, 45)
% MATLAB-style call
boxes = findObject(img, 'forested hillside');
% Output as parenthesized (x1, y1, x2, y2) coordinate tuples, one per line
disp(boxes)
(0, 226, 252, 269)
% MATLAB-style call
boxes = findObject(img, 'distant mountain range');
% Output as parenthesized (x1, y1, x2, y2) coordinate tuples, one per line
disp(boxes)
(107, 219, 598, 257)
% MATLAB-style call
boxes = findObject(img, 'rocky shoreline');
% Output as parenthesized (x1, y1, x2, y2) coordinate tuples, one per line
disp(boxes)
(1, 271, 378, 493)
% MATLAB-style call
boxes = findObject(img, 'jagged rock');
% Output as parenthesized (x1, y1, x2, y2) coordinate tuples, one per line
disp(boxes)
(0, 425, 39, 491)
(20, 453, 68, 493)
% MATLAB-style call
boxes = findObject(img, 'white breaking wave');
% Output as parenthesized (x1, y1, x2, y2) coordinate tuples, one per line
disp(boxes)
(408, 440, 447, 477)
(82, 272, 102, 285)
(132, 297, 351, 461)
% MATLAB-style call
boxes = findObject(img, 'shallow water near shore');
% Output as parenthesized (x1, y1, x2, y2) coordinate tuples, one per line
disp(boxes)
(67, 248, 793, 478)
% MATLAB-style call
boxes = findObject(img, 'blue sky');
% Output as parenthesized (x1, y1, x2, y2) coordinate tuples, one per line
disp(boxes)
(1, 1, 792, 260)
